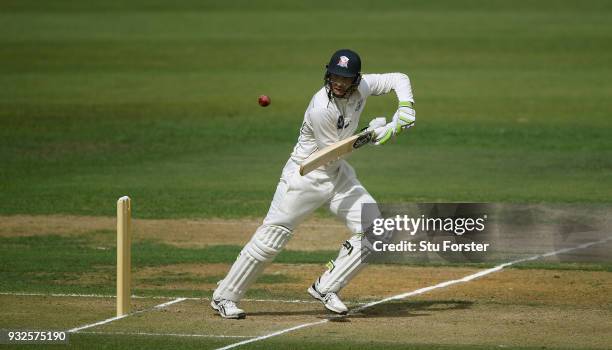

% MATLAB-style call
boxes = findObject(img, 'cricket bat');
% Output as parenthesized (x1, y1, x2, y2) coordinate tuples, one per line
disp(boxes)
(299, 130, 373, 176)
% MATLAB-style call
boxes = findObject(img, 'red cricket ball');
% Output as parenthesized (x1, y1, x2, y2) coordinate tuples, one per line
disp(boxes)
(258, 95, 271, 107)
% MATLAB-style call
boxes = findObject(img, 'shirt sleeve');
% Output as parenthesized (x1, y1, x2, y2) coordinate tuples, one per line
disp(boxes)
(306, 107, 339, 149)
(362, 73, 414, 103)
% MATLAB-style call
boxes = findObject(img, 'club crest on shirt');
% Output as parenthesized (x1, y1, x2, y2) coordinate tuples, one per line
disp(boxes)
(337, 56, 349, 68)
(337, 115, 350, 129)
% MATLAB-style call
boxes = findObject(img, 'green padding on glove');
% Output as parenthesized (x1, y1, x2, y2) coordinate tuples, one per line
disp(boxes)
(399, 116, 415, 125)
(377, 128, 393, 145)
(398, 101, 415, 109)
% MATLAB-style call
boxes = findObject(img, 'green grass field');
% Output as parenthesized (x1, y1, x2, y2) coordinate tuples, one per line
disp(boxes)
(1, 1, 611, 349)
(2, 0, 611, 218)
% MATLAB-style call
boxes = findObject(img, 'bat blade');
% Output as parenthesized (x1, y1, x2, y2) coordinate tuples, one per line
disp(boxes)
(299, 131, 372, 176)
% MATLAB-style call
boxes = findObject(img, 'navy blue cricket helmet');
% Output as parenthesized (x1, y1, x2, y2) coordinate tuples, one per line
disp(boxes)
(324, 49, 362, 98)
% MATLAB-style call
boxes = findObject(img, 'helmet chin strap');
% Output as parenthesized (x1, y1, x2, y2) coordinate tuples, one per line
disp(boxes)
(330, 85, 355, 100)
(325, 84, 350, 101)
(333, 90, 350, 99)
(324, 73, 360, 101)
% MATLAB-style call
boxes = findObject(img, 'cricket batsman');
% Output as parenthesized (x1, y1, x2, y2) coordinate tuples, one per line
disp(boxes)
(211, 49, 415, 319)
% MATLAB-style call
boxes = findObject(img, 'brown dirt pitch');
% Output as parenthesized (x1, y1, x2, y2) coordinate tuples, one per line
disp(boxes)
(1, 215, 610, 349)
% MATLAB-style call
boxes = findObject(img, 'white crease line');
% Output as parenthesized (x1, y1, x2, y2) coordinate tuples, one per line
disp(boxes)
(216, 320, 328, 350)
(0, 292, 318, 304)
(79, 330, 253, 339)
(67, 315, 128, 333)
(152, 297, 187, 310)
(214, 236, 612, 350)
(67, 297, 186, 333)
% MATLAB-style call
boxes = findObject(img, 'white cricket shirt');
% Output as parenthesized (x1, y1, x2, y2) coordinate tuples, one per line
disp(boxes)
(290, 73, 414, 165)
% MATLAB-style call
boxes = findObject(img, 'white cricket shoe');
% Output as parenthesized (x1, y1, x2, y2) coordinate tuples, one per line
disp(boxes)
(308, 283, 348, 315)
(210, 299, 246, 319)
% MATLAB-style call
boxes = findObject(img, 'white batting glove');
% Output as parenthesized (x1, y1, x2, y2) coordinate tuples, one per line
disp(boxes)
(367, 117, 394, 146)
(367, 117, 387, 131)
(391, 101, 416, 134)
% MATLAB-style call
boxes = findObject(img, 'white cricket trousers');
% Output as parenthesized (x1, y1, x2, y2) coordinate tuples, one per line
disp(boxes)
(263, 158, 377, 234)
(212, 158, 379, 301)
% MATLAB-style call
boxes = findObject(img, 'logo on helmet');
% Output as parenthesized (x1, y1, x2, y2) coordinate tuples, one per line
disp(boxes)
(337, 56, 349, 68)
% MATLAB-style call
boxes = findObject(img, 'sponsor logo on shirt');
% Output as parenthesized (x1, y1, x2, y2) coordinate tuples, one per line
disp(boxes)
(337, 115, 350, 129)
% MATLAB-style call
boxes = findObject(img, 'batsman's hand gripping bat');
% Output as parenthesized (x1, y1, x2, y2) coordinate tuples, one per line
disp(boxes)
(299, 130, 373, 176)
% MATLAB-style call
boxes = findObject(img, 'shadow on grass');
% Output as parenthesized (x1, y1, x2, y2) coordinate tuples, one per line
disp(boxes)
(248, 309, 326, 317)
(348, 299, 474, 319)
(248, 299, 473, 319)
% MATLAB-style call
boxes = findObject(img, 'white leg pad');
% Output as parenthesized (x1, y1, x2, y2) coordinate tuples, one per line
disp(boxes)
(315, 234, 371, 294)
(213, 224, 292, 302)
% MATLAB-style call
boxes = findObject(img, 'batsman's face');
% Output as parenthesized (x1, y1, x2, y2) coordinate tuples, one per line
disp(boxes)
(329, 74, 353, 97)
